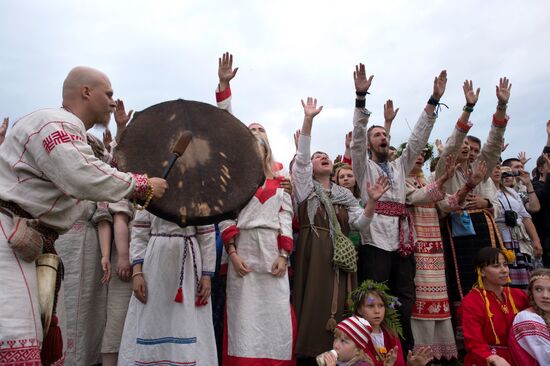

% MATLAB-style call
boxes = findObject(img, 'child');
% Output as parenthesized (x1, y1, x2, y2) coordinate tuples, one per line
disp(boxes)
(317, 316, 397, 366)
(350, 281, 433, 366)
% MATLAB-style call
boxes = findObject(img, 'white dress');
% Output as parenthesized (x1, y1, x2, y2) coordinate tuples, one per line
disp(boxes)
(118, 210, 217, 365)
(219, 178, 295, 365)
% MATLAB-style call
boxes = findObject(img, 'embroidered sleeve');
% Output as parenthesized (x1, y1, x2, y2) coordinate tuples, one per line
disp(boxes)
(219, 219, 239, 246)
(215, 85, 232, 114)
(475, 116, 508, 179)
(130, 210, 152, 266)
(399, 110, 438, 176)
(196, 225, 216, 276)
(32, 120, 136, 202)
(513, 312, 550, 363)
(435, 120, 470, 180)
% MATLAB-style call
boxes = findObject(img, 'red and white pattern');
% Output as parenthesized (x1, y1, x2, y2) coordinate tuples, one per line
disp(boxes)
(336, 316, 372, 353)
(42, 129, 84, 154)
(0, 338, 41, 366)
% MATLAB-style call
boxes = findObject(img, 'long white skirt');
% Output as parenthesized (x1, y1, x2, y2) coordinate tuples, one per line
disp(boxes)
(118, 234, 217, 365)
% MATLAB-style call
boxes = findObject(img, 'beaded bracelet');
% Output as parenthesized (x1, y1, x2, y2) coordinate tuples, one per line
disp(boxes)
(133, 179, 155, 210)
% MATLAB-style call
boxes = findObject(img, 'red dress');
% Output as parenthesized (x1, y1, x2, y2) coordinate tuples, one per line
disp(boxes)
(461, 287, 528, 365)
(364, 328, 406, 366)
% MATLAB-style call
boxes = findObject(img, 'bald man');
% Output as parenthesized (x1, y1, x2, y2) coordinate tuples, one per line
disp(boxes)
(0, 66, 167, 364)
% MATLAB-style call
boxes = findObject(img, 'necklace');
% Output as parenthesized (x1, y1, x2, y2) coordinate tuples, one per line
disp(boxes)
(492, 292, 509, 314)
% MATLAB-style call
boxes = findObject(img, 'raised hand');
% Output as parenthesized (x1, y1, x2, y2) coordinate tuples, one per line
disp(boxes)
(496, 77, 512, 104)
(441, 154, 459, 181)
(353, 63, 374, 93)
(345, 131, 352, 150)
(103, 129, 113, 152)
(301, 97, 323, 119)
(218, 52, 238, 89)
(467, 160, 488, 187)
(114, 99, 133, 129)
(407, 346, 434, 366)
(0, 117, 8, 144)
(367, 175, 390, 202)
(463, 80, 480, 105)
(293, 129, 301, 151)
(518, 169, 531, 186)
(384, 99, 399, 123)
(517, 151, 531, 166)
(435, 138, 444, 155)
(432, 70, 447, 100)
(383, 346, 399, 366)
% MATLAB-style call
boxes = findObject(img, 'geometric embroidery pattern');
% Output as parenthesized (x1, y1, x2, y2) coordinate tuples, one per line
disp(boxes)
(42, 129, 84, 154)
(0, 337, 41, 365)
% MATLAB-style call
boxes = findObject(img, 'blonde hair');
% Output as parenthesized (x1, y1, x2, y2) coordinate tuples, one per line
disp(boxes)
(256, 136, 275, 178)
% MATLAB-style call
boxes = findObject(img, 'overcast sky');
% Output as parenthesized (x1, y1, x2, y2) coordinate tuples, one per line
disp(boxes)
(1, 0, 549, 173)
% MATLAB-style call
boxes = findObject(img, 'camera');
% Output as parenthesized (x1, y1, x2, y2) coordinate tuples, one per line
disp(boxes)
(504, 210, 518, 227)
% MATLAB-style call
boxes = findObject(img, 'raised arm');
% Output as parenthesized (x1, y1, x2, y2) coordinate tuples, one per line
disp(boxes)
(400, 70, 447, 173)
(114, 99, 133, 144)
(0, 117, 8, 145)
(435, 79, 479, 179)
(291, 97, 323, 203)
(476, 77, 512, 176)
(383, 99, 399, 141)
(351, 63, 374, 189)
(215, 52, 238, 113)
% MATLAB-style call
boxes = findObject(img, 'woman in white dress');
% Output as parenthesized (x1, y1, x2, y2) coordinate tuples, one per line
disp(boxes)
(118, 210, 217, 365)
(220, 136, 295, 365)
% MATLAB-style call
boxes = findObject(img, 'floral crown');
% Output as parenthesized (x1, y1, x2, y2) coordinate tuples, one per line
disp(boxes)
(349, 280, 403, 338)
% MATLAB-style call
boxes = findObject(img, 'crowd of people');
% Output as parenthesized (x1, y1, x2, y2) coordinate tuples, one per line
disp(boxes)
(0, 52, 549, 366)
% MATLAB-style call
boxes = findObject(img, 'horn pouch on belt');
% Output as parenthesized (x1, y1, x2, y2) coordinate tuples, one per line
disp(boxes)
(8, 217, 44, 262)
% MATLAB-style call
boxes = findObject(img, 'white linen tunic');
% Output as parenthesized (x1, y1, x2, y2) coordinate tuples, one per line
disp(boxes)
(0, 108, 140, 364)
(219, 178, 295, 364)
(118, 211, 217, 365)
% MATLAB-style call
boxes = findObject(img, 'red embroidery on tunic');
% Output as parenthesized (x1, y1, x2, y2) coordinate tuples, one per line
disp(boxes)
(42, 130, 84, 154)
(254, 179, 280, 204)
(0, 338, 41, 365)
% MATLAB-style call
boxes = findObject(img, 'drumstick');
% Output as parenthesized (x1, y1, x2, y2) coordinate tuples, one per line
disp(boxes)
(162, 131, 193, 179)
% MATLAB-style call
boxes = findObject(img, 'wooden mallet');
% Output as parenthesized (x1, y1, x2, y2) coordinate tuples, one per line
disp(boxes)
(162, 130, 193, 179)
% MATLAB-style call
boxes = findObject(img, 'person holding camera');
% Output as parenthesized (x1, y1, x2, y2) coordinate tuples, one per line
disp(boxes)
(495, 166, 543, 290)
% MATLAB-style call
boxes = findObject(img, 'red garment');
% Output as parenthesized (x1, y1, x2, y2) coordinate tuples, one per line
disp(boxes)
(364, 328, 406, 366)
(461, 287, 528, 365)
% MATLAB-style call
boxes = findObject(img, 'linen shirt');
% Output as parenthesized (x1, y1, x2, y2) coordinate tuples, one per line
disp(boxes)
(351, 107, 437, 252)
(0, 108, 137, 232)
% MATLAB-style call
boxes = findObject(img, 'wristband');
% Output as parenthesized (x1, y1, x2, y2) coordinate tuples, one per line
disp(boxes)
(463, 105, 474, 113)
(355, 98, 366, 108)
(527, 191, 535, 194)
(132, 271, 144, 278)
(355, 91, 369, 97)
(466, 102, 476, 108)
(427, 96, 440, 106)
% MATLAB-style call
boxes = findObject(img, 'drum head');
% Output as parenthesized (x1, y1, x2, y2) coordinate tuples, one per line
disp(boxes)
(114, 99, 264, 226)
